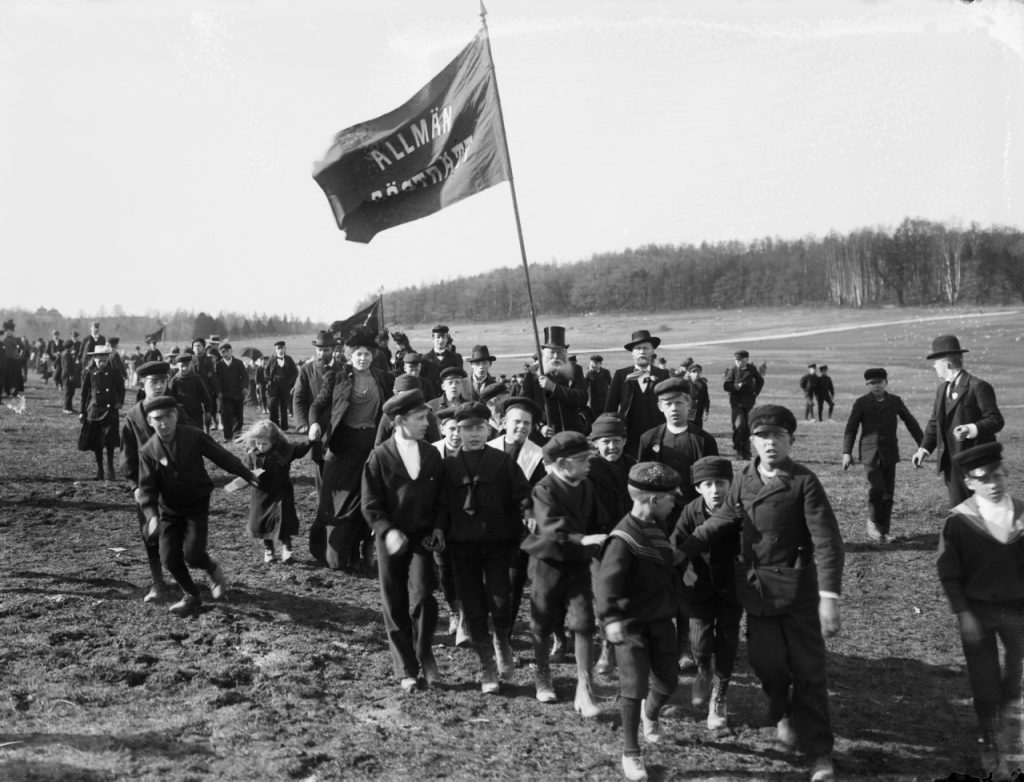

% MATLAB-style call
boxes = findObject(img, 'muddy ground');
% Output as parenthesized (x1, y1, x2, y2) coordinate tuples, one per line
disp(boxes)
(2, 309, 1024, 781)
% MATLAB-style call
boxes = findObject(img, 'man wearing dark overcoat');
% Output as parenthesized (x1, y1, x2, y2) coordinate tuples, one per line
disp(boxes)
(722, 349, 764, 460)
(48, 331, 64, 389)
(60, 340, 81, 414)
(520, 326, 590, 436)
(266, 340, 299, 431)
(586, 355, 612, 420)
(912, 335, 1004, 506)
(467, 345, 499, 401)
(605, 330, 671, 459)
(293, 331, 339, 492)
(214, 343, 249, 441)
(419, 324, 464, 388)
(79, 321, 104, 366)
(842, 368, 924, 543)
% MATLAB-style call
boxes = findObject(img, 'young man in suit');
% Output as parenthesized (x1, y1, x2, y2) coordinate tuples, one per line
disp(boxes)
(814, 366, 835, 423)
(678, 405, 843, 782)
(842, 368, 924, 543)
(214, 343, 249, 442)
(420, 324, 464, 388)
(722, 349, 764, 460)
(467, 345, 499, 401)
(912, 335, 1004, 506)
(586, 355, 612, 420)
(800, 364, 818, 423)
(266, 340, 299, 431)
(293, 331, 340, 492)
(361, 389, 445, 692)
(686, 364, 711, 429)
(605, 330, 671, 459)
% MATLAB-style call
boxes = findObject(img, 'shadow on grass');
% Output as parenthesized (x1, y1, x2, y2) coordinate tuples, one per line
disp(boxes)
(4, 570, 140, 601)
(0, 759, 115, 782)
(214, 582, 383, 635)
(0, 728, 218, 759)
(0, 497, 128, 513)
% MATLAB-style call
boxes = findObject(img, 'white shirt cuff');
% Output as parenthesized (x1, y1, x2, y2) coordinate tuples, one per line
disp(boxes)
(819, 591, 840, 600)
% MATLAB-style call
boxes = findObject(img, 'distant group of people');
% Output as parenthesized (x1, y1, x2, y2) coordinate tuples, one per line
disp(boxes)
(13, 312, 1015, 782)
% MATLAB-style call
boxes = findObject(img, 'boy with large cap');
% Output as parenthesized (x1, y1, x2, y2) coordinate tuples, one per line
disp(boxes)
(678, 404, 843, 782)
(120, 361, 189, 603)
(671, 455, 741, 730)
(521, 431, 608, 715)
(440, 401, 532, 692)
(167, 351, 212, 429)
(842, 368, 924, 543)
(361, 388, 445, 692)
(595, 461, 684, 782)
(937, 443, 1024, 781)
(137, 395, 260, 615)
(912, 335, 1004, 506)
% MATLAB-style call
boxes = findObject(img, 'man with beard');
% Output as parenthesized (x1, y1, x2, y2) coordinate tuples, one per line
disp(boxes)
(293, 331, 340, 492)
(519, 326, 590, 436)
(266, 340, 299, 431)
(912, 335, 1004, 507)
(606, 330, 671, 458)
(420, 324, 464, 388)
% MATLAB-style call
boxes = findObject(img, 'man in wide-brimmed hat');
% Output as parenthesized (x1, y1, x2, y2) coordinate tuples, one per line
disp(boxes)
(520, 326, 590, 436)
(912, 334, 1004, 506)
(605, 329, 671, 458)
(467, 345, 498, 401)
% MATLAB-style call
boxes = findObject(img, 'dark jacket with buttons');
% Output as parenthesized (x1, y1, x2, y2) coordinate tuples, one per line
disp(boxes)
(361, 437, 443, 538)
(680, 457, 844, 616)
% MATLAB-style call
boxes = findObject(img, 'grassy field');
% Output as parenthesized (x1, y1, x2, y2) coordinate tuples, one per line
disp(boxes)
(1, 305, 1022, 781)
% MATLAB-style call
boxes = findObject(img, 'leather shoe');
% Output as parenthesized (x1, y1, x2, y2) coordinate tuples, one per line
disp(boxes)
(168, 594, 201, 616)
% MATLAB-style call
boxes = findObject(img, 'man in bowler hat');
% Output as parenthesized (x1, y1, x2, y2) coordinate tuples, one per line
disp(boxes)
(912, 335, 1004, 506)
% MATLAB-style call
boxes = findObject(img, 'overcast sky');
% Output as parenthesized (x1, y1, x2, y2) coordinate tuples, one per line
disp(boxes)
(2, 0, 1022, 322)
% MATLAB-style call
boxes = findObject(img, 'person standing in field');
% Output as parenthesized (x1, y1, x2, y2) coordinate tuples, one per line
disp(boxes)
(214, 343, 249, 442)
(78, 342, 125, 481)
(266, 340, 299, 431)
(842, 368, 924, 543)
(912, 335, 1004, 507)
(814, 366, 835, 423)
(293, 331, 341, 493)
(800, 364, 818, 423)
(586, 355, 612, 420)
(937, 443, 1024, 781)
(685, 364, 711, 429)
(722, 349, 764, 460)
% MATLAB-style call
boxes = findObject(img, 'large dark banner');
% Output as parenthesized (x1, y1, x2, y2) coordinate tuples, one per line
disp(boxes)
(313, 30, 510, 243)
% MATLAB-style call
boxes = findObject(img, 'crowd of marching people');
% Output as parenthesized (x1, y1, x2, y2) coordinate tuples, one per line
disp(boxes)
(5, 314, 1020, 781)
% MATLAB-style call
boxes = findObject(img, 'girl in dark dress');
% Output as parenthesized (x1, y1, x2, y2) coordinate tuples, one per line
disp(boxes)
(242, 420, 312, 564)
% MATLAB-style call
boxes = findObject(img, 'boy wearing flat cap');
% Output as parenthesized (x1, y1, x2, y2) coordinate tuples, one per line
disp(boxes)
(137, 395, 260, 616)
(671, 456, 741, 730)
(937, 443, 1024, 780)
(121, 362, 190, 603)
(439, 402, 532, 692)
(361, 389, 445, 693)
(639, 377, 719, 505)
(595, 462, 684, 782)
(912, 335, 1004, 506)
(842, 368, 924, 543)
(214, 343, 249, 442)
(678, 404, 843, 782)
(685, 364, 710, 429)
(429, 366, 470, 413)
(521, 431, 608, 715)
(722, 349, 764, 460)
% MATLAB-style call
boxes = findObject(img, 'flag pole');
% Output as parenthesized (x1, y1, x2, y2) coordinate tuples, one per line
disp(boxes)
(378, 286, 385, 333)
(479, 2, 545, 377)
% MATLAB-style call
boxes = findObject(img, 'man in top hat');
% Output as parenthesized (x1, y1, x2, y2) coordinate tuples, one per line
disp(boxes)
(679, 404, 843, 782)
(722, 349, 764, 460)
(214, 343, 249, 442)
(912, 335, 1004, 506)
(293, 331, 340, 491)
(467, 345, 499, 401)
(586, 355, 612, 420)
(420, 324, 464, 387)
(606, 330, 671, 459)
(266, 340, 298, 431)
(521, 326, 590, 436)
(842, 368, 924, 543)
(937, 443, 1024, 780)
(361, 388, 446, 692)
